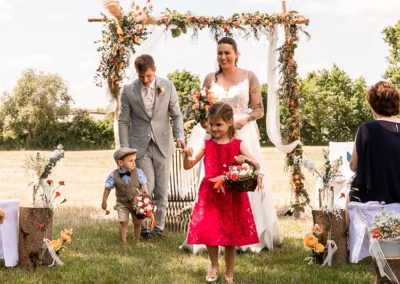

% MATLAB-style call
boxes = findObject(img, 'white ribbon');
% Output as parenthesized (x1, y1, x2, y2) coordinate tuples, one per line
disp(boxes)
(321, 240, 337, 267)
(369, 238, 399, 283)
(43, 238, 64, 267)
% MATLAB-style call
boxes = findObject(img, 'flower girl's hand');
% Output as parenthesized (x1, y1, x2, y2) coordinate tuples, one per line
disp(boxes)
(234, 155, 246, 164)
(101, 201, 107, 210)
(183, 147, 194, 161)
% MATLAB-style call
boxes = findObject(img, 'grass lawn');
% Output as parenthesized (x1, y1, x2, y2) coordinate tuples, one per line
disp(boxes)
(0, 147, 373, 283)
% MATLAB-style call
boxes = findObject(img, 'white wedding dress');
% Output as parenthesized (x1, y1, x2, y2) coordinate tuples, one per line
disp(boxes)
(179, 78, 281, 253)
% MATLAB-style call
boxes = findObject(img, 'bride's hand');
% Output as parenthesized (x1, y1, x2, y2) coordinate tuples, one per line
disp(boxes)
(235, 116, 249, 130)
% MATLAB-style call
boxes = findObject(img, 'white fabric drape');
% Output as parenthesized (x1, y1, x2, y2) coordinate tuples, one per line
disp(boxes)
(0, 199, 20, 267)
(370, 238, 399, 283)
(266, 25, 301, 153)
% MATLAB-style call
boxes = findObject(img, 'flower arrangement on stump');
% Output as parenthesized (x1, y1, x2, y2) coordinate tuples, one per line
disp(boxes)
(304, 224, 325, 265)
(21, 144, 69, 267)
(23, 144, 65, 207)
(302, 149, 343, 209)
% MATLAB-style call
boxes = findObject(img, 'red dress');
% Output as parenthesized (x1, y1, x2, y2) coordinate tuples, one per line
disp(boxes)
(187, 139, 259, 246)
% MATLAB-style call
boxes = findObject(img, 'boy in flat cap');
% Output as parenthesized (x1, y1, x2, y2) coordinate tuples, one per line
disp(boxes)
(102, 148, 148, 244)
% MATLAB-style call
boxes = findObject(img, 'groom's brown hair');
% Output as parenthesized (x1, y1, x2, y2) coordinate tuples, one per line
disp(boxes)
(134, 54, 155, 73)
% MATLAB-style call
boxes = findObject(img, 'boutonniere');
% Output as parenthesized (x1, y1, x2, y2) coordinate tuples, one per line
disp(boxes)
(157, 85, 165, 96)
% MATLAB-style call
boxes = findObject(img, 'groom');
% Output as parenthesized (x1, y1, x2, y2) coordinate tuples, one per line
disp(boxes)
(119, 54, 185, 237)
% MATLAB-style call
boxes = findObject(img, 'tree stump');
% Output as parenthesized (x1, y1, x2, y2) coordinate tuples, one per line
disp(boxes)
(373, 258, 400, 283)
(312, 209, 348, 266)
(18, 207, 53, 267)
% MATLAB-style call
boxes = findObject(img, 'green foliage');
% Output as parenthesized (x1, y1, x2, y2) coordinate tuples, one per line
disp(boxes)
(299, 64, 372, 144)
(382, 21, 400, 88)
(0, 68, 73, 145)
(258, 83, 269, 146)
(166, 69, 201, 118)
(0, 69, 114, 150)
(63, 110, 114, 149)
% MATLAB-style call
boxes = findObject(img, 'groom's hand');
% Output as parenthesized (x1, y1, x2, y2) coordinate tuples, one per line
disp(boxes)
(177, 138, 186, 152)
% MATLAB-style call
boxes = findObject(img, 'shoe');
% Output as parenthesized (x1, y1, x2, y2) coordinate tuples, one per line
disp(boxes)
(205, 268, 219, 283)
(140, 232, 152, 241)
(223, 276, 235, 283)
(151, 229, 163, 238)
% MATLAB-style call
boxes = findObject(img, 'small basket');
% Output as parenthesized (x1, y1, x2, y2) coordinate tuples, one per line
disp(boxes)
(226, 161, 259, 192)
(130, 193, 155, 219)
(227, 176, 258, 192)
(134, 212, 147, 220)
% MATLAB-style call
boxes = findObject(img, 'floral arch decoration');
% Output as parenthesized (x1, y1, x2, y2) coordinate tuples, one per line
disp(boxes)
(89, 0, 311, 209)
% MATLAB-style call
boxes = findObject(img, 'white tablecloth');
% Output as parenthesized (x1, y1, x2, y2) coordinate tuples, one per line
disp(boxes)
(0, 200, 19, 267)
(349, 201, 400, 263)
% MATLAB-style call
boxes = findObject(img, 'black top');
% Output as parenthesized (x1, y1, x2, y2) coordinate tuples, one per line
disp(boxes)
(351, 120, 400, 203)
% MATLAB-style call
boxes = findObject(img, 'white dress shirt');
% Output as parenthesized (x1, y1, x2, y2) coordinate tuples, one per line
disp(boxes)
(141, 79, 156, 117)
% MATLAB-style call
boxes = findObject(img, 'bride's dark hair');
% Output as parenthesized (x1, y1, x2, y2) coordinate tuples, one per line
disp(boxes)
(215, 37, 239, 82)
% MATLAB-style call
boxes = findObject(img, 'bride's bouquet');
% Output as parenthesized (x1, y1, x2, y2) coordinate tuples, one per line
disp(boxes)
(130, 193, 157, 220)
(183, 88, 216, 129)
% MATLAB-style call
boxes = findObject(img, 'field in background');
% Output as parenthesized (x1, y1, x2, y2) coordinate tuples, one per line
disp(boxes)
(0, 146, 325, 210)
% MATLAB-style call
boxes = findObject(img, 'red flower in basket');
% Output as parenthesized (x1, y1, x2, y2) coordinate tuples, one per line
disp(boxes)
(230, 173, 239, 181)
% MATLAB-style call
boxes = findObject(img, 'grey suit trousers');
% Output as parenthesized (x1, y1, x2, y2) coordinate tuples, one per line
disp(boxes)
(136, 140, 171, 232)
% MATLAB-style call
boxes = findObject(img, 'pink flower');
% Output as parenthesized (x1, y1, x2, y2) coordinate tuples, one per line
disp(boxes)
(61, 198, 67, 204)
(340, 192, 345, 198)
(59, 181, 65, 185)
(39, 222, 46, 229)
(46, 180, 53, 184)
(55, 192, 61, 197)
(105, 210, 110, 215)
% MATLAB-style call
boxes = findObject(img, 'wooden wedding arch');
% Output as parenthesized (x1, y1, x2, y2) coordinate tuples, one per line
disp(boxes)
(89, 0, 311, 218)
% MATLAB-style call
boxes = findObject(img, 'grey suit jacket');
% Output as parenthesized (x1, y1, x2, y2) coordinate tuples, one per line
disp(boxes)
(118, 76, 184, 159)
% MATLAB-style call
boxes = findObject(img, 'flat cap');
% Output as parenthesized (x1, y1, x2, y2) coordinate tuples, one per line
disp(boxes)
(114, 147, 137, 163)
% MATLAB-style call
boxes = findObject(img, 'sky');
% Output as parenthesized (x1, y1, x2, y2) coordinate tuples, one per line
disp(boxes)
(1, 0, 400, 109)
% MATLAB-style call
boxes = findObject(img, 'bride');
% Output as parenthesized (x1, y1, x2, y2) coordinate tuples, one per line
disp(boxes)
(180, 37, 281, 253)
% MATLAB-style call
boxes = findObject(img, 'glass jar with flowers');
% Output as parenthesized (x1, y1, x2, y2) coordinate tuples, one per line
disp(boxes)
(302, 149, 343, 209)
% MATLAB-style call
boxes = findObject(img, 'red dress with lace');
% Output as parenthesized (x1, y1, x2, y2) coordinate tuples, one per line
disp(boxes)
(187, 138, 259, 246)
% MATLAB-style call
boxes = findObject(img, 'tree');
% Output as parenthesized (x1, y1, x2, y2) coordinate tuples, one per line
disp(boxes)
(166, 69, 201, 113)
(382, 21, 400, 88)
(257, 83, 269, 145)
(299, 64, 372, 144)
(0, 68, 73, 143)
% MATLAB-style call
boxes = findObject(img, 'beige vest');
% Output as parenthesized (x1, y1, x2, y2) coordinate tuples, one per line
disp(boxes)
(113, 169, 140, 203)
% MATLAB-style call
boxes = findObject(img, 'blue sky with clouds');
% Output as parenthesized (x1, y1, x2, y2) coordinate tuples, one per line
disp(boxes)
(1, 0, 399, 109)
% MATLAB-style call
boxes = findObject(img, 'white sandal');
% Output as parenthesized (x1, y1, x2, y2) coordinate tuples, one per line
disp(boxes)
(205, 268, 219, 283)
